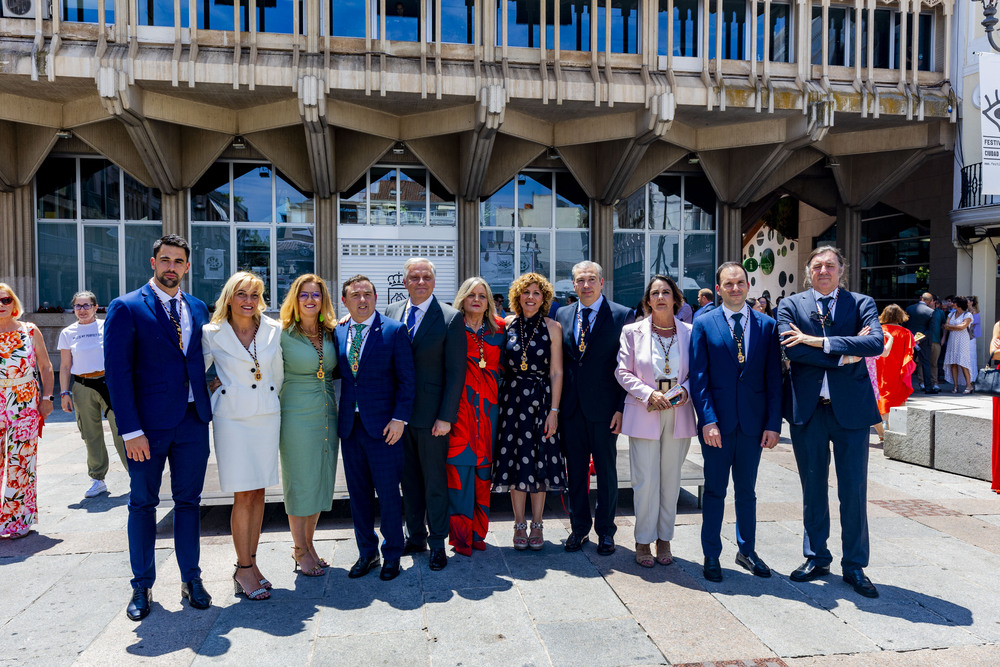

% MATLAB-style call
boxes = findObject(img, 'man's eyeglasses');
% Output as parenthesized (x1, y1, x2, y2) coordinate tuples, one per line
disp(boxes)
(298, 292, 322, 300)
(0, 297, 14, 305)
(73, 303, 94, 310)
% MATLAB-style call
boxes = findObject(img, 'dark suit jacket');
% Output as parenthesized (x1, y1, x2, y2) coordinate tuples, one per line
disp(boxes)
(556, 297, 633, 422)
(689, 307, 783, 438)
(104, 283, 213, 435)
(335, 312, 416, 440)
(776, 289, 883, 429)
(384, 296, 465, 428)
(905, 301, 934, 338)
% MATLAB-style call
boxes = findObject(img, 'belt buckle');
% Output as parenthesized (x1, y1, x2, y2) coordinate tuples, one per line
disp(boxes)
(658, 379, 675, 392)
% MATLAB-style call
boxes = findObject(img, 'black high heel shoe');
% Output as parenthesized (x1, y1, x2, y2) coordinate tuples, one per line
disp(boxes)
(251, 553, 272, 590)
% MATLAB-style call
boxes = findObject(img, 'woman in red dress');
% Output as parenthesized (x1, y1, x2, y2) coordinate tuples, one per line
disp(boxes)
(875, 304, 916, 434)
(446, 277, 506, 556)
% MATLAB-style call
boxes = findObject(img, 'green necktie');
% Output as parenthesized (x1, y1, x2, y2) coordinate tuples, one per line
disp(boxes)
(348, 323, 366, 377)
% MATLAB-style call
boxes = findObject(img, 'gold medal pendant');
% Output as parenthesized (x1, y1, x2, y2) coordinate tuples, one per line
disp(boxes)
(738, 352, 745, 364)
(254, 371, 262, 381)
(664, 362, 671, 375)
(317, 369, 325, 379)
(578, 342, 586, 352)
(479, 358, 487, 369)
(520, 361, 528, 371)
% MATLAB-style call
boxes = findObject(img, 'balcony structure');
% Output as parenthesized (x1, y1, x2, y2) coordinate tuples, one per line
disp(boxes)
(0, 0, 956, 312)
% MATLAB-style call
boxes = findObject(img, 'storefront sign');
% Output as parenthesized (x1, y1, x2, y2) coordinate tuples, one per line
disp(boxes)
(982, 53, 1000, 195)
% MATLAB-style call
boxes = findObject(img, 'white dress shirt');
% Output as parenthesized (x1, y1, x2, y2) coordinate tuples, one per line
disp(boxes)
(721, 302, 751, 355)
(403, 297, 432, 338)
(814, 287, 841, 400)
(574, 295, 604, 342)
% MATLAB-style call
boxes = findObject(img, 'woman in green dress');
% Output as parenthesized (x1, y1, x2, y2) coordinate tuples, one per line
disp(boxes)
(278, 274, 339, 576)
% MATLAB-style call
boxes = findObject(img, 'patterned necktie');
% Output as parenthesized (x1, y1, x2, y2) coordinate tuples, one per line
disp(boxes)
(348, 323, 366, 377)
(168, 298, 183, 350)
(732, 312, 745, 371)
(819, 296, 833, 329)
(406, 305, 418, 340)
(578, 307, 592, 352)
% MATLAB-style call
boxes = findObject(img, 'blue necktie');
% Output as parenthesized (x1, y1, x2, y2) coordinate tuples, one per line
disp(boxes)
(168, 298, 183, 350)
(406, 305, 418, 340)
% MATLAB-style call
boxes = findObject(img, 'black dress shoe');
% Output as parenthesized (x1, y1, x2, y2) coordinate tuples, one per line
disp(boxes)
(789, 560, 830, 582)
(843, 568, 879, 598)
(402, 538, 428, 555)
(180, 578, 212, 610)
(564, 532, 590, 552)
(596, 535, 616, 556)
(735, 551, 772, 578)
(428, 547, 448, 571)
(380, 559, 401, 581)
(126, 587, 152, 621)
(348, 553, 380, 578)
(703, 557, 723, 582)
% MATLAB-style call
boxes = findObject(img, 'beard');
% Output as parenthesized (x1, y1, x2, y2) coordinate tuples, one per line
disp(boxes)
(157, 271, 180, 288)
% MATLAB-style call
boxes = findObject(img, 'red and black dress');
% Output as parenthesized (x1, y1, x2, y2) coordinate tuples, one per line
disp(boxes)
(447, 317, 505, 556)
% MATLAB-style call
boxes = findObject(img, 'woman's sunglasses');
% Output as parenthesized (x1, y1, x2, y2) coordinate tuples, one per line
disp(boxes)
(0, 296, 14, 305)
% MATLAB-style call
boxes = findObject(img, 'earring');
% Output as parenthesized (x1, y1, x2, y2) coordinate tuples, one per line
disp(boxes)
(295, 314, 300, 322)
(318, 313, 324, 323)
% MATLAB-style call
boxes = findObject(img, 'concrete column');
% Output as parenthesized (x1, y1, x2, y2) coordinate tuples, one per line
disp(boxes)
(314, 196, 338, 288)
(161, 192, 187, 239)
(591, 201, 614, 287)
(457, 199, 480, 279)
(718, 204, 742, 265)
(0, 185, 37, 312)
(836, 203, 862, 292)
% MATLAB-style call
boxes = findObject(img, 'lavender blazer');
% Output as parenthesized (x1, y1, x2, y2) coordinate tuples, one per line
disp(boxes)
(615, 318, 698, 441)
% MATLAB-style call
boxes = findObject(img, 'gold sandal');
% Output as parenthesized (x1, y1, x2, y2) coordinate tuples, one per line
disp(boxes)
(292, 546, 325, 577)
(655, 540, 673, 566)
(635, 543, 655, 568)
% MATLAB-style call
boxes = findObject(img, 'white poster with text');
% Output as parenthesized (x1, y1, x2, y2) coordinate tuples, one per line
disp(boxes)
(982, 53, 1000, 195)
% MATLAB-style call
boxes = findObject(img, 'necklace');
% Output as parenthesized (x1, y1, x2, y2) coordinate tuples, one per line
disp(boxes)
(723, 309, 747, 364)
(301, 325, 325, 379)
(517, 314, 542, 372)
(236, 321, 262, 381)
(815, 289, 839, 330)
(651, 322, 675, 333)
(466, 319, 488, 369)
(653, 330, 676, 376)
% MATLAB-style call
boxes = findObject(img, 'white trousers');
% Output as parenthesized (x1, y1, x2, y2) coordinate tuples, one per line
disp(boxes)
(628, 408, 691, 544)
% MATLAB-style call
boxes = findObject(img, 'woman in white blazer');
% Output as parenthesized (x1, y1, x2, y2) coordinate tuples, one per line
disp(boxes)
(616, 275, 697, 568)
(203, 271, 283, 601)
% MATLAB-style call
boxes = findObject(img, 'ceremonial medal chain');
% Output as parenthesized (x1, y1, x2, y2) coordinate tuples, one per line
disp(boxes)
(723, 310, 747, 365)
(303, 327, 325, 379)
(158, 296, 184, 350)
(576, 307, 588, 353)
(348, 324, 371, 374)
(467, 320, 488, 369)
(653, 330, 676, 376)
(238, 322, 262, 381)
(815, 289, 839, 331)
(518, 315, 542, 372)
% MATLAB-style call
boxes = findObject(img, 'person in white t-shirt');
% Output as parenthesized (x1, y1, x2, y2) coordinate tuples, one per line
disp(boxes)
(58, 291, 127, 499)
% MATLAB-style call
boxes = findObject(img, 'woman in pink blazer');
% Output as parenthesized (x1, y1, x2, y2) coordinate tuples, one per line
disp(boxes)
(616, 275, 697, 568)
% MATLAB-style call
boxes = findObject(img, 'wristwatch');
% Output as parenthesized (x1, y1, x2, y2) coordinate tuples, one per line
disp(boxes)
(41, 395, 53, 401)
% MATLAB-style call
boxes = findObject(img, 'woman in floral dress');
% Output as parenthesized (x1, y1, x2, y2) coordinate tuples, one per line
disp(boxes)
(447, 277, 505, 556)
(0, 283, 55, 539)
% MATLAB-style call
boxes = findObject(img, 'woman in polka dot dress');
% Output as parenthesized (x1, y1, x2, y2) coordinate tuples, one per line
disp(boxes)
(493, 273, 565, 551)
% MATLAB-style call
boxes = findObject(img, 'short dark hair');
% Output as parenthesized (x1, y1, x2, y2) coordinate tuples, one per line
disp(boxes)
(716, 261, 749, 285)
(342, 274, 376, 298)
(642, 274, 682, 316)
(952, 296, 968, 311)
(153, 234, 191, 260)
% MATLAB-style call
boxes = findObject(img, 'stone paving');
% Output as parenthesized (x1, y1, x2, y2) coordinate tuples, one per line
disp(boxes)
(2, 403, 1000, 666)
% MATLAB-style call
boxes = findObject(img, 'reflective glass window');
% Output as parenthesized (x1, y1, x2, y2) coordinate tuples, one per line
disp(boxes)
(276, 227, 315, 304)
(37, 224, 78, 309)
(340, 175, 368, 225)
(554, 172, 589, 229)
(429, 173, 457, 226)
(517, 173, 552, 228)
(276, 171, 313, 224)
(36, 158, 76, 220)
(80, 159, 120, 220)
(369, 167, 397, 226)
(399, 167, 428, 226)
(124, 225, 164, 293)
(520, 231, 551, 276)
(124, 173, 161, 221)
(84, 226, 120, 307)
(440, 0, 475, 43)
(649, 176, 682, 230)
(481, 181, 516, 227)
(614, 186, 646, 230)
(613, 232, 645, 312)
(684, 178, 716, 230)
(191, 163, 231, 222)
(649, 233, 680, 279)
(555, 231, 589, 284)
(682, 233, 715, 305)
(756, 2, 791, 62)
(233, 163, 274, 223)
(380, 0, 422, 40)
(64, 0, 115, 24)
(481, 230, 516, 300)
(237, 229, 272, 300)
(332, 0, 366, 37)
(709, 0, 748, 59)
(596, 0, 639, 53)
(191, 225, 231, 308)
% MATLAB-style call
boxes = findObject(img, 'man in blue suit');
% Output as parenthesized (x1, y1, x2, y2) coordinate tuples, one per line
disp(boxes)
(690, 262, 782, 582)
(336, 275, 416, 581)
(104, 235, 214, 621)
(777, 246, 883, 598)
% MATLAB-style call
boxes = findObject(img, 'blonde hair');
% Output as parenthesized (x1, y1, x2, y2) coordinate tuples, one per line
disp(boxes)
(455, 277, 500, 333)
(0, 283, 24, 319)
(279, 274, 336, 334)
(508, 272, 554, 318)
(211, 271, 267, 324)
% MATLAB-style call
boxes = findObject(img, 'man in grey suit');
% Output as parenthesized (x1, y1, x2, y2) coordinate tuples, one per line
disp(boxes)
(384, 258, 466, 571)
(905, 292, 936, 393)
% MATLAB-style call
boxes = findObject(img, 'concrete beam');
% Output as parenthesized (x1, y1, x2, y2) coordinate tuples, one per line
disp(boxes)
(480, 134, 545, 200)
(177, 127, 233, 189)
(460, 85, 505, 201)
(0, 93, 62, 128)
(238, 99, 302, 135)
(144, 91, 238, 135)
(409, 133, 461, 196)
(0, 122, 58, 190)
(245, 126, 314, 194)
(299, 67, 335, 198)
(830, 149, 938, 210)
(333, 129, 395, 193)
(819, 121, 953, 156)
(619, 141, 688, 199)
(400, 105, 477, 140)
(780, 171, 840, 216)
(73, 119, 155, 187)
(326, 98, 400, 139)
(600, 93, 675, 205)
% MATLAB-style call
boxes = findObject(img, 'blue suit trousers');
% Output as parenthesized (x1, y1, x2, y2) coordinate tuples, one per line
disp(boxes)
(789, 403, 870, 570)
(342, 413, 405, 561)
(700, 429, 763, 559)
(127, 404, 210, 588)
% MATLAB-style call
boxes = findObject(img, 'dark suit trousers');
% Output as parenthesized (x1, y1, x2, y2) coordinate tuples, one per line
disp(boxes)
(127, 404, 210, 589)
(700, 428, 762, 559)
(401, 425, 449, 548)
(342, 413, 405, 561)
(789, 403, 870, 570)
(914, 342, 932, 389)
(564, 414, 618, 538)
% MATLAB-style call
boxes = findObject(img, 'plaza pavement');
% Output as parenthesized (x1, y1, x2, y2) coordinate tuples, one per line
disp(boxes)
(2, 397, 1000, 667)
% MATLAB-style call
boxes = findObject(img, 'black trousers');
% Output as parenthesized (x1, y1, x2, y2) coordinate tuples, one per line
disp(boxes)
(563, 414, 619, 538)
(401, 425, 449, 548)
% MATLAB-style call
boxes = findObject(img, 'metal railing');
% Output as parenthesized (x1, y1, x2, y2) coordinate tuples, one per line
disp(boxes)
(960, 163, 1000, 209)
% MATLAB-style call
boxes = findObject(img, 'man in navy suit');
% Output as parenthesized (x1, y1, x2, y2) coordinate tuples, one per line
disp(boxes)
(336, 275, 416, 581)
(692, 288, 716, 320)
(557, 261, 633, 555)
(690, 262, 782, 582)
(104, 235, 214, 621)
(777, 246, 883, 598)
